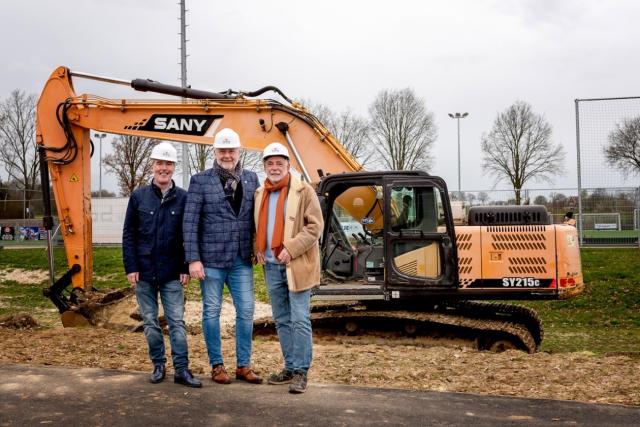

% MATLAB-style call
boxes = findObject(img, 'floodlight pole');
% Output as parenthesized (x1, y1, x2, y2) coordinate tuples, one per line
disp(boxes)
(448, 112, 469, 196)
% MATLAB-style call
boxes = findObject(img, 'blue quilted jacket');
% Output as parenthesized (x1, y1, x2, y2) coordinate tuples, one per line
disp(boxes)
(183, 168, 259, 268)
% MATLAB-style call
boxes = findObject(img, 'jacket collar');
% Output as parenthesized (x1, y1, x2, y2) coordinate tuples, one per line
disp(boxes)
(255, 173, 304, 226)
(288, 174, 304, 192)
(151, 179, 176, 200)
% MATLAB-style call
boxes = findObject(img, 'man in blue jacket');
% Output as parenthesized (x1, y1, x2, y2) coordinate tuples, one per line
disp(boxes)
(122, 142, 201, 388)
(183, 128, 262, 384)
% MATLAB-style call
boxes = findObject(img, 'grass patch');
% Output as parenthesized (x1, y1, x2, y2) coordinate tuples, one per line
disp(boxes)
(0, 246, 270, 307)
(519, 248, 640, 353)
(0, 246, 69, 275)
(583, 230, 639, 238)
(0, 280, 54, 315)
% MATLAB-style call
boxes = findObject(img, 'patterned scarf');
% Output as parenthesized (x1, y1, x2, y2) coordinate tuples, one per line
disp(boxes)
(256, 174, 290, 258)
(213, 160, 242, 198)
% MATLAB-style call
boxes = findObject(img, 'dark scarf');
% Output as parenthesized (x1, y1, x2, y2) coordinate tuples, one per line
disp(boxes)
(213, 160, 242, 197)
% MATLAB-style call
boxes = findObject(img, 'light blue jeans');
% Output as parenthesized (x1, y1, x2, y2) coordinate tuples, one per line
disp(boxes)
(264, 263, 312, 374)
(135, 279, 189, 372)
(201, 256, 255, 367)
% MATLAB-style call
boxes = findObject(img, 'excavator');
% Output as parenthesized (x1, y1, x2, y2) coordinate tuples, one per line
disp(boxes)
(36, 66, 584, 353)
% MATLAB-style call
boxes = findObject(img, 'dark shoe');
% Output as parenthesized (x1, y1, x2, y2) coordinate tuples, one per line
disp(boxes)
(236, 366, 263, 384)
(211, 364, 231, 384)
(174, 369, 203, 388)
(289, 372, 308, 394)
(267, 369, 294, 385)
(149, 364, 166, 384)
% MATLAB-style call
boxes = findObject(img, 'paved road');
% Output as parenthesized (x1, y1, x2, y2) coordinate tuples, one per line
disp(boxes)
(0, 363, 638, 426)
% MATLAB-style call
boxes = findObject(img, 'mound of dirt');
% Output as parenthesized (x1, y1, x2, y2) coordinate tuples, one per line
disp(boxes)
(57, 288, 273, 333)
(0, 313, 39, 329)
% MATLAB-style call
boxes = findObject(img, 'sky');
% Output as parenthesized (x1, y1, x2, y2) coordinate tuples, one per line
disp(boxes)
(2, 0, 639, 195)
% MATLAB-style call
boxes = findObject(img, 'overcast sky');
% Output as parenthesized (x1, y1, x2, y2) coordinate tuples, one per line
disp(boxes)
(2, 0, 639, 194)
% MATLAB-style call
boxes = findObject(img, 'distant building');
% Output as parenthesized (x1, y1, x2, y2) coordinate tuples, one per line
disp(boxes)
(92, 198, 128, 244)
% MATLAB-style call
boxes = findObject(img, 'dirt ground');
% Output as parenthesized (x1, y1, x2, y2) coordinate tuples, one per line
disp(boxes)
(1, 300, 639, 407)
(2, 268, 48, 284)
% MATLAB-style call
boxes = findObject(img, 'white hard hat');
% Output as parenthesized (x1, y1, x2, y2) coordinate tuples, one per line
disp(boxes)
(150, 142, 178, 162)
(262, 142, 290, 160)
(213, 128, 242, 149)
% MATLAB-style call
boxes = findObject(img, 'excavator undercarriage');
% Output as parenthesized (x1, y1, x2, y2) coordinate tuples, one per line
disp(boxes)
(254, 300, 543, 353)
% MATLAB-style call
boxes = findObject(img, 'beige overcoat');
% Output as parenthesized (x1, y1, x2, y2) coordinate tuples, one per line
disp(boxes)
(254, 174, 324, 292)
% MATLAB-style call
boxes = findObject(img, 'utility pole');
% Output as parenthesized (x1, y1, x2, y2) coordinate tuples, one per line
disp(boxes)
(448, 112, 469, 196)
(179, 0, 190, 189)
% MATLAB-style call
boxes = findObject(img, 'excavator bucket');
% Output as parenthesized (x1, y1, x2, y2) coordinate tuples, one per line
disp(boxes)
(60, 311, 92, 327)
(49, 286, 142, 331)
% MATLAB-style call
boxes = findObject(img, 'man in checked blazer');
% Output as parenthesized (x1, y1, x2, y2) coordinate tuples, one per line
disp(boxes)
(183, 128, 262, 385)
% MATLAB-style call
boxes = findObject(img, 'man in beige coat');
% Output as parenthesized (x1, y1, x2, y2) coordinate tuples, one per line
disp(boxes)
(254, 142, 323, 394)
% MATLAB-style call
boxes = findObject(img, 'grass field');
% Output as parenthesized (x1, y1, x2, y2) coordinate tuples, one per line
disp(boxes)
(1, 247, 638, 354)
(520, 248, 640, 353)
(583, 230, 639, 238)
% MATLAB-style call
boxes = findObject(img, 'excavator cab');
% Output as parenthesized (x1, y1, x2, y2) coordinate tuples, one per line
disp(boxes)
(316, 171, 458, 301)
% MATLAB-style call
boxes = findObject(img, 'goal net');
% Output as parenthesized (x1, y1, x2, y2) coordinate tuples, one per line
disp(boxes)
(580, 213, 621, 231)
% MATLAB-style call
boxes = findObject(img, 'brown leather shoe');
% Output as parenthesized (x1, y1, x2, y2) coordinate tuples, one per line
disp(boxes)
(235, 366, 263, 384)
(211, 364, 231, 384)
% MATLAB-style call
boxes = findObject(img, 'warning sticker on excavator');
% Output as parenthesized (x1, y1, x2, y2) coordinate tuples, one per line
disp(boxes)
(69, 173, 80, 183)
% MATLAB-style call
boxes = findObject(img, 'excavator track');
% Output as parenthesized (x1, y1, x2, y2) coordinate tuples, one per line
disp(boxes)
(454, 301, 544, 348)
(253, 301, 543, 353)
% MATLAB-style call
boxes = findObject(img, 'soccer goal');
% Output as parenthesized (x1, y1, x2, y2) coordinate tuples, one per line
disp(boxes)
(580, 213, 621, 231)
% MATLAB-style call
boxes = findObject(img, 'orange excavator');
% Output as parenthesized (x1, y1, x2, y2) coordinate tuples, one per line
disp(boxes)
(36, 66, 584, 352)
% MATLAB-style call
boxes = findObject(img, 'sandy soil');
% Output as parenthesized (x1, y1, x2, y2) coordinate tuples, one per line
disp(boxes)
(1, 268, 49, 284)
(1, 304, 639, 406)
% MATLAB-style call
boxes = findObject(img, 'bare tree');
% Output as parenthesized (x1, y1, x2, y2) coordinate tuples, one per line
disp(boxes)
(304, 101, 373, 166)
(368, 88, 436, 171)
(450, 191, 465, 202)
(240, 150, 264, 173)
(187, 144, 213, 173)
(481, 101, 565, 205)
(477, 191, 490, 205)
(103, 135, 157, 196)
(534, 195, 548, 205)
(0, 90, 39, 205)
(605, 117, 640, 177)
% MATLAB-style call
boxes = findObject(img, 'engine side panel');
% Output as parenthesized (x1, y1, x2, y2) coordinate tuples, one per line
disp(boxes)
(455, 224, 559, 295)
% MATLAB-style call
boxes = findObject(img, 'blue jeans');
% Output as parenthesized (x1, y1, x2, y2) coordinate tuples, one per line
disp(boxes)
(135, 279, 189, 372)
(264, 263, 312, 374)
(201, 256, 255, 367)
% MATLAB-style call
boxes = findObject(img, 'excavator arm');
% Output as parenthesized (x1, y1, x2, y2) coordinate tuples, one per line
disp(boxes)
(36, 66, 363, 297)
